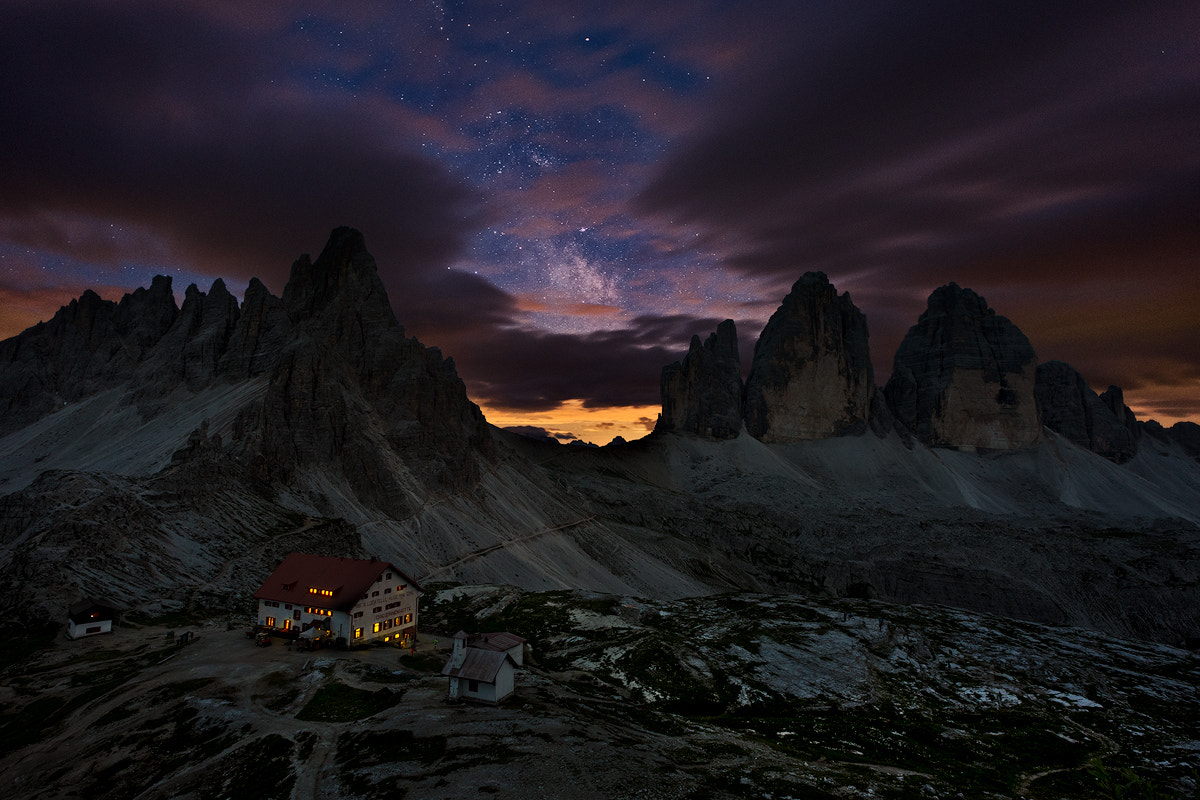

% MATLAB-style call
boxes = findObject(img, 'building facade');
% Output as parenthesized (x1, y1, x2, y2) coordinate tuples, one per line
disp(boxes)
(67, 600, 115, 639)
(443, 630, 518, 704)
(253, 553, 421, 646)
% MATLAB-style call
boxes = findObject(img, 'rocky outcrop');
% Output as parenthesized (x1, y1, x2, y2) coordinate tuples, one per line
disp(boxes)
(743, 272, 873, 442)
(1035, 361, 1136, 462)
(0, 276, 179, 434)
(1099, 385, 1140, 441)
(885, 284, 1040, 451)
(220, 277, 288, 379)
(657, 319, 743, 439)
(0, 227, 496, 514)
(137, 279, 241, 394)
(242, 227, 494, 512)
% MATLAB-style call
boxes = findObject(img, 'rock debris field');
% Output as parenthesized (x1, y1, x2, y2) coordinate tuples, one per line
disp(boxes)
(1, 586, 1197, 800)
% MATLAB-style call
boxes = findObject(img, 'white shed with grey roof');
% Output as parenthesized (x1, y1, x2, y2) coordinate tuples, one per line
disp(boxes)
(442, 631, 517, 704)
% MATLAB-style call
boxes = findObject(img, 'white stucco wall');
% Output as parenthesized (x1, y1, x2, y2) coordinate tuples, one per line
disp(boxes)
(462, 660, 515, 704)
(67, 618, 112, 639)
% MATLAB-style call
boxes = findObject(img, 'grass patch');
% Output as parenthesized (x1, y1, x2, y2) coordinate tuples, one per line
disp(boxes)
(199, 734, 296, 800)
(338, 729, 448, 769)
(0, 622, 60, 671)
(0, 695, 67, 749)
(295, 682, 404, 722)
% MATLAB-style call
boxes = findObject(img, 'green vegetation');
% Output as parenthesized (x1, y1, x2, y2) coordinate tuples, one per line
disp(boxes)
(420, 586, 573, 656)
(295, 682, 404, 722)
(200, 734, 296, 800)
(338, 729, 448, 769)
(0, 695, 67, 749)
(0, 622, 59, 671)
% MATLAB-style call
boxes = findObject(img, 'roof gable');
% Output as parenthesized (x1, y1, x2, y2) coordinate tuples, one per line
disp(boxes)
(441, 648, 515, 682)
(252, 553, 419, 612)
(68, 600, 115, 623)
(467, 632, 525, 652)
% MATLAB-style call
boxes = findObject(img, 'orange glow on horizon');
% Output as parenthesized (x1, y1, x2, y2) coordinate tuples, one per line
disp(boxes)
(480, 399, 659, 446)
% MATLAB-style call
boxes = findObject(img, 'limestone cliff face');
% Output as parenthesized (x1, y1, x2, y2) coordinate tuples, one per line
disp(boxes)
(657, 319, 743, 439)
(137, 278, 241, 393)
(885, 283, 1040, 451)
(219, 277, 288, 379)
(0, 275, 178, 434)
(743, 272, 873, 442)
(1035, 361, 1136, 462)
(1100, 385, 1140, 441)
(244, 227, 494, 512)
(0, 226, 494, 512)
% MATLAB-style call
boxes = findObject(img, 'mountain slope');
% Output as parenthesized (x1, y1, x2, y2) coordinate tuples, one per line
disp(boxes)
(0, 227, 1197, 647)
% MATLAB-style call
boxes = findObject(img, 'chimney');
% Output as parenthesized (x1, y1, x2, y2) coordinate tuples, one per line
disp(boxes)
(452, 630, 468, 669)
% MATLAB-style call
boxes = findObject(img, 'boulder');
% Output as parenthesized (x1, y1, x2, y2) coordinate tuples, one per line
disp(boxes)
(657, 319, 743, 439)
(885, 283, 1040, 451)
(743, 272, 873, 441)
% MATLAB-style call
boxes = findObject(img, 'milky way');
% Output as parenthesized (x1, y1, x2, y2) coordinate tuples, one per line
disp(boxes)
(1, 1, 1197, 443)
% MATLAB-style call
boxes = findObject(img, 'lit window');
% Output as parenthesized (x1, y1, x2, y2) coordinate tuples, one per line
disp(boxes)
(404, 613, 412, 624)
(354, 628, 363, 639)
(266, 616, 276, 627)
(373, 622, 381, 633)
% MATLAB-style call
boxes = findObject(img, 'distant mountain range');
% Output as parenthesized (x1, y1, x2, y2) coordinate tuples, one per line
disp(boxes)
(1, 227, 1197, 647)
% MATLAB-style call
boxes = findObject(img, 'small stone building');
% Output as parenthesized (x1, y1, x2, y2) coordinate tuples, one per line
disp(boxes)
(442, 630, 517, 704)
(67, 600, 116, 639)
(253, 553, 421, 646)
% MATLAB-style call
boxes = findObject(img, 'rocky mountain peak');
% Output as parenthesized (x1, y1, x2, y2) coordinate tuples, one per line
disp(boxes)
(657, 319, 743, 439)
(112, 274, 178, 346)
(1034, 360, 1136, 462)
(281, 226, 394, 327)
(743, 271, 874, 441)
(885, 283, 1040, 450)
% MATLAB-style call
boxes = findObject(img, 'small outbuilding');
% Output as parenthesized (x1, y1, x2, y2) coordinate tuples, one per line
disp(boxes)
(442, 630, 517, 705)
(464, 631, 526, 666)
(67, 600, 116, 639)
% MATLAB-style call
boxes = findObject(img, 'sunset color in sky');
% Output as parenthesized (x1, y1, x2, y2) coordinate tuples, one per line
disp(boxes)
(1, 1, 1197, 444)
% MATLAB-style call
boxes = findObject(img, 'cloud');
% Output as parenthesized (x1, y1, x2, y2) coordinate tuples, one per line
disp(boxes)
(440, 313, 729, 412)
(634, 1, 1200, 419)
(502, 425, 561, 443)
(0, 1, 485, 293)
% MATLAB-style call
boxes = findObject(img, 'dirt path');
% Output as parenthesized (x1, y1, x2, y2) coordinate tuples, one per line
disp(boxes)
(197, 515, 321, 593)
(1014, 717, 1118, 796)
(418, 515, 596, 582)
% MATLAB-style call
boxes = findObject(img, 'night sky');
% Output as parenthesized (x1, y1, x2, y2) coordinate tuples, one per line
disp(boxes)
(2, 1, 1197, 444)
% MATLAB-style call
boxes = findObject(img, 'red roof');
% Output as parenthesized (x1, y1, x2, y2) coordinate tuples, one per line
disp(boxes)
(253, 553, 420, 612)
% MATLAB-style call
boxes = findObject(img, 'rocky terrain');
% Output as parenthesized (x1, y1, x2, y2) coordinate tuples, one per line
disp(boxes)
(0, 225, 1198, 796)
(0, 587, 1196, 800)
(884, 284, 1041, 452)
